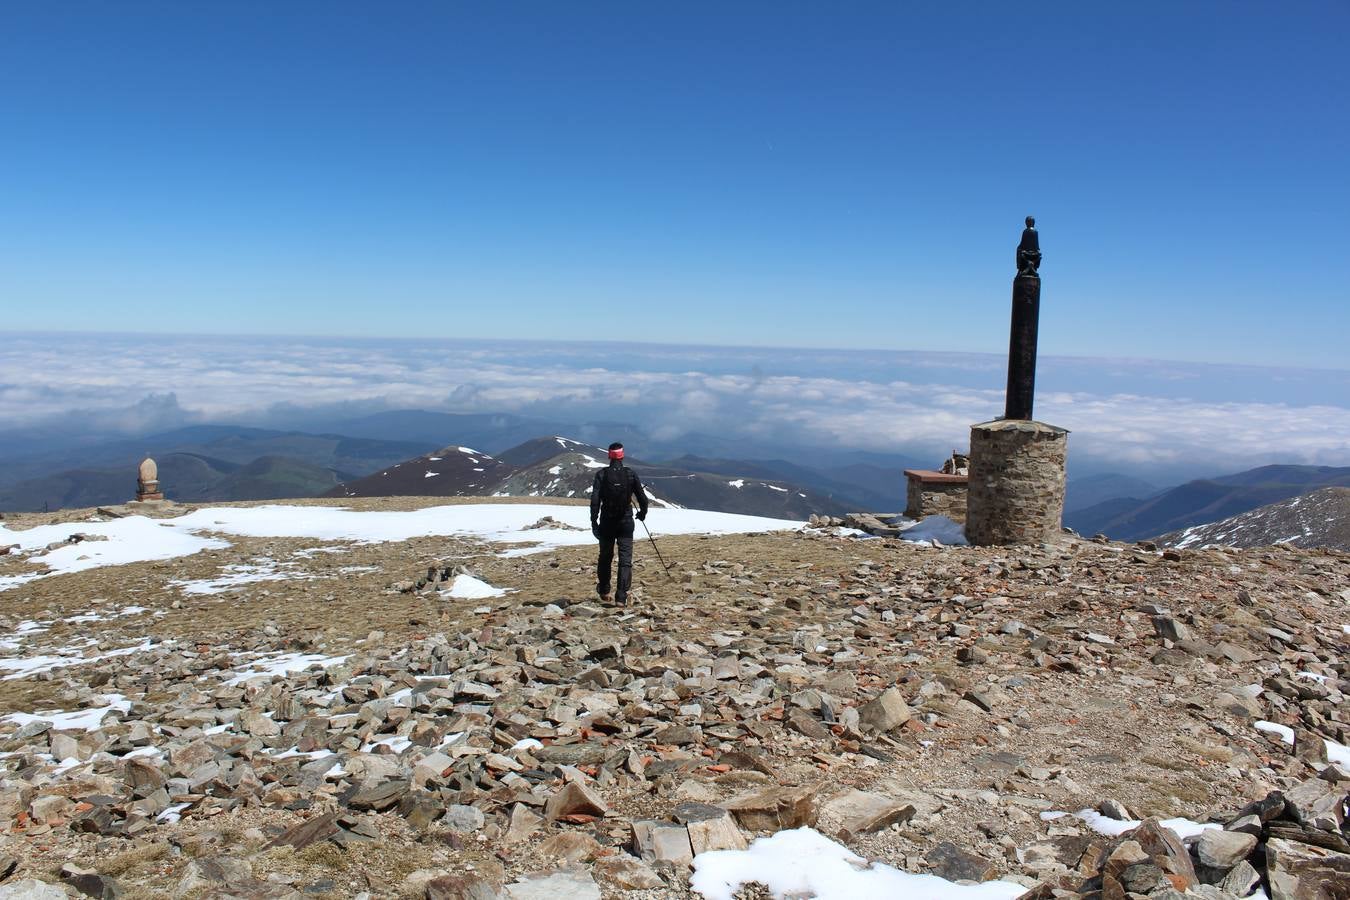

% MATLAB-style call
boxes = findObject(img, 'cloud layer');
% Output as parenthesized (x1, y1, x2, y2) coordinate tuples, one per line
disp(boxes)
(3, 333, 1348, 478)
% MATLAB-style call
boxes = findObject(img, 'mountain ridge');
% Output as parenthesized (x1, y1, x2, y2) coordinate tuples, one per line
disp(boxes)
(326, 435, 855, 518)
(1065, 464, 1350, 542)
(1157, 485, 1350, 551)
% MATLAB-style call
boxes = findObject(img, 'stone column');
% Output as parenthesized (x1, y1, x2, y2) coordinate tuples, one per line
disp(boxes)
(1005, 273, 1041, 420)
(965, 419, 1068, 545)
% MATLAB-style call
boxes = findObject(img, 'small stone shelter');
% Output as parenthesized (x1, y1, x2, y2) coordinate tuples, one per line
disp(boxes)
(903, 469, 968, 523)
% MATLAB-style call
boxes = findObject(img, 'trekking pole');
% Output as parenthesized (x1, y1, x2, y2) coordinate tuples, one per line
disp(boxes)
(631, 496, 674, 579)
(639, 518, 675, 580)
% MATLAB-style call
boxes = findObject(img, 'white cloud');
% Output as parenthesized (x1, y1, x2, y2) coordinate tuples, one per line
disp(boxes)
(2, 334, 1348, 475)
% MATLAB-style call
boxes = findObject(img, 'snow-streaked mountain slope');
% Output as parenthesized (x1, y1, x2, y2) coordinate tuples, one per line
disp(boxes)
(1158, 486, 1350, 551)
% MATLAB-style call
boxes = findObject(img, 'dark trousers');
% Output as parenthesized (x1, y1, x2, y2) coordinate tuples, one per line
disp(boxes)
(595, 519, 635, 601)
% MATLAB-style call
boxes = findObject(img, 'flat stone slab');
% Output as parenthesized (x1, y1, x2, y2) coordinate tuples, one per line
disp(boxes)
(821, 789, 916, 840)
(925, 842, 997, 882)
(505, 866, 601, 900)
(904, 469, 969, 484)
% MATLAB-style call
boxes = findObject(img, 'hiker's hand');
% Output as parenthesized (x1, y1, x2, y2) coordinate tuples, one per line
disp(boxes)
(591, 521, 601, 539)
(636, 510, 646, 522)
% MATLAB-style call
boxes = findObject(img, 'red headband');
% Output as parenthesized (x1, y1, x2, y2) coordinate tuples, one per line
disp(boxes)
(608, 448, 624, 460)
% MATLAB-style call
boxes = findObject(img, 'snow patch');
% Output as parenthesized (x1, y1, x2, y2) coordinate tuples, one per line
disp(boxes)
(899, 516, 969, 546)
(170, 560, 317, 595)
(1, 638, 153, 680)
(226, 653, 349, 685)
(444, 574, 508, 599)
(690, 827, 1025, 900)
(1042, 810, 1218, 840)
(0, 517, 228, 592)
(363, 734, 411, 754)
(4, 695, 132, 732)
(0, 503, 803, 583)
(158, 802, 191, 823)
(1256, 720, 1350, 768)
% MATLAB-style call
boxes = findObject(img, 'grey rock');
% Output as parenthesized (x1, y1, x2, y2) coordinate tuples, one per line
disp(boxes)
(858, 687, 911, 733)
(1153, 616, 1193, 642)
(1293, 729, 1328, 765)
(1265, 836, 1350, 900)
(504, 867, 601, 900)
(343, 778, 410, 812)
(1283, 778, 1345, 830)
(1216, 860, 1260, 897)
(544, 781, 607, 822)
(924, 842, 996, 882)
(533, 743, 608, 767)
(425, 874, 504, 900)
(0, 882, 68, 900)
(1213, 689, 1263, 719)
(442, 804, 485, 832)
(820, 789, 916, 840)
(1225, 814, 1263, 836)
(723, 784, 819, 832)
(675, 804, 746, 855)
(1119, 862, 1166, 894)
(59, 864, 120, 899)
(266, 812, 339, 851)
(630, 820, 694, 866)
(1099, 798, 1133, 821)
(1130, 818, 1198, 891)
(1195, 829, 1258, 869)
(786, 708, 832, 740)
(593, 854, 663, 890)
(238, 708, 280, 738)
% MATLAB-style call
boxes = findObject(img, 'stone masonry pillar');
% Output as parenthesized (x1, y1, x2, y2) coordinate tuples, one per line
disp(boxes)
(965, 419, 1068, 545)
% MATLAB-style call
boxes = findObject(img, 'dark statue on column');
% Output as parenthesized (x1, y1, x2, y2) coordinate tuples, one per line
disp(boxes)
(1005, 217, 1042, 420)
(1016, 215, 1041, 275)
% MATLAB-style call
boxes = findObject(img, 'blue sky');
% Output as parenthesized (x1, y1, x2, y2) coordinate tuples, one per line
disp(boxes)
(2, 2, 1347, 367)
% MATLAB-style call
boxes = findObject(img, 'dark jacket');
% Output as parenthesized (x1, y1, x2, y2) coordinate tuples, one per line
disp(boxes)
(590, 462, 649, 525)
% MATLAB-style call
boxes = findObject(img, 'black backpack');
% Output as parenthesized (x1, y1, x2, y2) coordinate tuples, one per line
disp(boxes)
(599, 466, 633, 519)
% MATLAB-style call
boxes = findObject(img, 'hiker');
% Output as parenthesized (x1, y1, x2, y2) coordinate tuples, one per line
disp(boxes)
(590, 442, 649, 604)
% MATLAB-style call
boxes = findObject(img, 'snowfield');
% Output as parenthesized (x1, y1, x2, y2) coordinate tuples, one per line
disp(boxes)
(0, 503, 806, 591)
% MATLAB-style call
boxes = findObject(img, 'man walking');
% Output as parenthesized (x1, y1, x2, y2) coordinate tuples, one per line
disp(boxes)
(590, 442, 649, 604)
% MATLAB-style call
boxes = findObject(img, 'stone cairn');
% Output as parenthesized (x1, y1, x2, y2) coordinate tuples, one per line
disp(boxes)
(965, 218, 1068, 546)
(134, 456, 164, 503)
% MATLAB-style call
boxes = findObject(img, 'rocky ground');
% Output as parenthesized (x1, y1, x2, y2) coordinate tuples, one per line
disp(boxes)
(0, 497, 1347, 899)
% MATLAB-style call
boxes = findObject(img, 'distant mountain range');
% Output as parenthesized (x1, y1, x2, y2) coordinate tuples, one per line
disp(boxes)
(0, 418, 908, 516)
(1063, 472, 1161, 513)
(1158, 486, 1350, 551)
(0, 427, 431, 512)
(0, 453, 355, 512)
(326, 436, 855, 519)
(1066, 464, 1350, 542)
(5, 409, 1344, 547)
